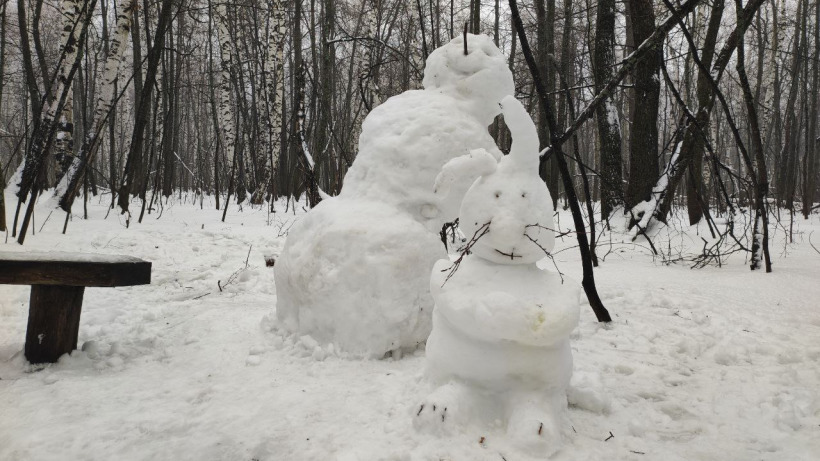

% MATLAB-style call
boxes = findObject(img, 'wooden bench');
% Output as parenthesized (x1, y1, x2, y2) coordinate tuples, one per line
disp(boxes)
(0, 252, 151, 364)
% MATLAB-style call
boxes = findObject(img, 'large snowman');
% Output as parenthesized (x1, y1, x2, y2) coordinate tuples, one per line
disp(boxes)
(415, 96, 581, 457)
(274, 35, 515, 358)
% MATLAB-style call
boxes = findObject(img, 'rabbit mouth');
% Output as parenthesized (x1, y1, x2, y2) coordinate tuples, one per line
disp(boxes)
(494, 248, 522, 261)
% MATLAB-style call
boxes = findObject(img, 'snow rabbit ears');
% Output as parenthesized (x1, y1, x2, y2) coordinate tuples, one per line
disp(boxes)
(433, 95, 542, 198)
(436, 95, 556, 264)
(498, 95, 540, 167)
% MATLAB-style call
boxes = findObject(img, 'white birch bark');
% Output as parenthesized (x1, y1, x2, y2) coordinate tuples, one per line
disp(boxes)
(13, 0, 84, 197)
(359, 1, 381, 110)
(56, 0, 137, 206)
(251, 0, 285, 203)
(54, 0, 80, 180)
(214, 1, 237, 201)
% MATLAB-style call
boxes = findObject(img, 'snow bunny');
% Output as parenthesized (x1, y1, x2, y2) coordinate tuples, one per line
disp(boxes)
(416, 95, 581, 457)
(274, 35, 515, 358)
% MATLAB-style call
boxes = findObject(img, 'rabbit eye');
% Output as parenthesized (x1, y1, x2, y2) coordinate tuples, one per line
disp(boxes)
(521, 192, 527, 198)
(494, 192, 501, 198)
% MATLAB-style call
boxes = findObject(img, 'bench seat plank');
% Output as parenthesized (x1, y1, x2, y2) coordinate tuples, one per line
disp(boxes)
(0, 251, 151, 287)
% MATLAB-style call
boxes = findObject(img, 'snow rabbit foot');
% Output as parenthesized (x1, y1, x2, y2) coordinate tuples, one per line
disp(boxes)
(413, 381, 470, 435)
(506, 403, 563, 457)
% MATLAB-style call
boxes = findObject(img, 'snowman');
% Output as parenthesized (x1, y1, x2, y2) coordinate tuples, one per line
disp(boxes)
(274, 35, 515, 358)
(415, 95, 581, 456)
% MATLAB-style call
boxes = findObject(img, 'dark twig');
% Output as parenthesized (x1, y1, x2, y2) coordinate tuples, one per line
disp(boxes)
(523, 233, 565, 283)
(441, 222, 490, 285)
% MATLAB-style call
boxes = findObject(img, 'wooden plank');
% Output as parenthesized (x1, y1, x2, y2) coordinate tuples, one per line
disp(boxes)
(0, 252, 151, 287)
(25, 285, 85, 363)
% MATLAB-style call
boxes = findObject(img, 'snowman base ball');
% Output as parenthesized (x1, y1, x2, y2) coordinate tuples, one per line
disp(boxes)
(274, 198, 442, 358)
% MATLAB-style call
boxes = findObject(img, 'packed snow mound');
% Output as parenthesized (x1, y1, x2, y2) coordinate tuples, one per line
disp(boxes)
(274, 198, 441, 358)
(342, 90, 502, 231)
(423, 33, 515, 126)
(417, 96, 580, 457)
(275, 34, 514, 357)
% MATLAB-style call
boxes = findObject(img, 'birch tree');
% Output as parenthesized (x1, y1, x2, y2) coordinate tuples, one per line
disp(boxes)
(54, 0, 82, 182)
(215, 1, 238, 207)
(14, 0, 97, 243)
(251, 0, 286, 204)
(58, 0, 138, 212)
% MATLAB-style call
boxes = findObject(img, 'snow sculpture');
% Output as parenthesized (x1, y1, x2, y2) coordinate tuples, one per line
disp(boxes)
(274, 34, 515, 358)
(416, 96, 580, 456)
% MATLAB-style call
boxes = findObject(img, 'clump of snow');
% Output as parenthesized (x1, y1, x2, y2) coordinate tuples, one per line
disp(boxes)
(275, 199, 442, 357)
(567, 371, 612, 414)
(274, 34, 514, 357)
(417, 96, 581, 457)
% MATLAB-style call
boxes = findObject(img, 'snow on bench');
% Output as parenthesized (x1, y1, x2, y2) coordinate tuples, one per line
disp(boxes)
(0, 251, 151, 364)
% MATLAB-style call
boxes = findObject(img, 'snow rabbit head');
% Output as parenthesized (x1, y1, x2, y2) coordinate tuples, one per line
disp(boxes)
(455, 95, 556, 265)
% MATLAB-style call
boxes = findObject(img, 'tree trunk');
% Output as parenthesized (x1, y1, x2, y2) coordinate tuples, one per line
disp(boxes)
(593, 0, 623, 219)
(115, 0, 174, 214)
(776, 0, 805, 210)
(803, 0, 820, 218)
(58, 0, 139, 213)
(215, 0, 238, 207)
(735, 0, 771, 272)
(14, 0, 97, 244)
(624, 0, 661, 208)
(0, 3, 6, 232)
(509, 0, 611, 323)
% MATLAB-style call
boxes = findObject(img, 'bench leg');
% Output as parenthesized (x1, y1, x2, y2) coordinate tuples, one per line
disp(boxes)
(24, 285, 85, 364)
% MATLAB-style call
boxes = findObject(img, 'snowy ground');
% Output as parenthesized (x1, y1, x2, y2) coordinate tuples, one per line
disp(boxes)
(1, 191, 819, 461)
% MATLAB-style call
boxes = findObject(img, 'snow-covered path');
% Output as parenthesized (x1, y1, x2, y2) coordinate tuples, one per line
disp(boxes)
(2, 193, 819, 460)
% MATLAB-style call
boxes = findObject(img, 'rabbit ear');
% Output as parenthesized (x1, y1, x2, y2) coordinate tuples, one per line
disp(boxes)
(434, 148, 498, 197)
(499, 95, 539, 164)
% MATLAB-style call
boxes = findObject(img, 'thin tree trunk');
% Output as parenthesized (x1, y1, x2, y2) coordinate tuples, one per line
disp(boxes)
(0, 2, 6, 232)
(509, 0, 611, 323)
(593, 0, 623, 220)
(215, 0, 238, 208)
(115, 0, 175, 214)
(803, 0, 820, 217)
(58, 0, 139, 213)
(735, 0, 771, 271)
(14, 0, 97, 244)
(777, 0, 805, 210)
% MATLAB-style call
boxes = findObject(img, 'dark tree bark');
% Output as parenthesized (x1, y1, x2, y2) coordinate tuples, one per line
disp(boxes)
(683, 0, 725, 224)
(536, 0, 560, 206)
(735, 0, 771, 272)
(592, 0, 623, 219)
(804, 0, 820, 218)
(117, 0, 175, 213)
(624, 0, 661, 208)
(0, 3, 6, 232)
(777, 0, 806, 209)
(509, 0, 611, 323)
(651, 0, 765, 223)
